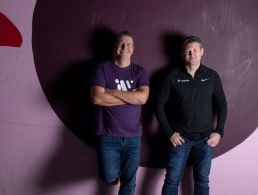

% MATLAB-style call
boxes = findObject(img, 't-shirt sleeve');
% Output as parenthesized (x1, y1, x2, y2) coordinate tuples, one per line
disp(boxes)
(90, 64, 106, 88)
(137, 67, 149, 87)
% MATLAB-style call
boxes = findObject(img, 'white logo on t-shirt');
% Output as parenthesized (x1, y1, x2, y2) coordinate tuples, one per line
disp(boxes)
(115, 79, 134, 91)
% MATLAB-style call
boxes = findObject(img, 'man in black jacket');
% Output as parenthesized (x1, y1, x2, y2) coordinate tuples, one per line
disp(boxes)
(156, 36, 227, 195)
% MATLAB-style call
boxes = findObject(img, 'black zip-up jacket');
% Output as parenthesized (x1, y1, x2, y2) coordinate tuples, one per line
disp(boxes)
(156, 65, 227, 140)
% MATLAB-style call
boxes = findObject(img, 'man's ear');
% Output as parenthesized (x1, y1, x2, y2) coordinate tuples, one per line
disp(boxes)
(201, 47, 204, 56)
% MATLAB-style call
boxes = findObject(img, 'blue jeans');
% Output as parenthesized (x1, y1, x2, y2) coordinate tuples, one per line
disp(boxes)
(97, 136, 141, 195)
(162, 137, 213, 195)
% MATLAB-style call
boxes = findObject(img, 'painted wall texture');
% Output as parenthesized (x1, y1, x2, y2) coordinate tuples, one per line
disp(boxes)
(0, 0, 257, 195)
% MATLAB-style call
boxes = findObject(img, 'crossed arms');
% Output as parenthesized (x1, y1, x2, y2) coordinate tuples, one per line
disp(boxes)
(91, 86, 149, 106)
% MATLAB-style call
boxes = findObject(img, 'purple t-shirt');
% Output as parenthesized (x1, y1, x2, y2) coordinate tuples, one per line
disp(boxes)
(91, 61, 149, 137)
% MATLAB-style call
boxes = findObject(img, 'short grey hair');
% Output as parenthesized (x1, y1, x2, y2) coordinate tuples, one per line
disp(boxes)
(182, 35, 203, 50)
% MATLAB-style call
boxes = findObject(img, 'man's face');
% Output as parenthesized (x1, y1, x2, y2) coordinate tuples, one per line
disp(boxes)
(115, 35, 134, 59)
(183, 42, 204, 66)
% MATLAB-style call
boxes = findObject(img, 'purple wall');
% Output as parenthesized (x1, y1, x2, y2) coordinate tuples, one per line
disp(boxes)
(0, 0, 257, 194)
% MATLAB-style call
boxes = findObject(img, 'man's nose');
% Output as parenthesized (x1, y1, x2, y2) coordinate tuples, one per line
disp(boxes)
(121, 44, 125, 50)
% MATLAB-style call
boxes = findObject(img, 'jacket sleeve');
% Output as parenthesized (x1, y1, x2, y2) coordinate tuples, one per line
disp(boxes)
(213, 73, 227, 137)
(155, 75, 175, 138)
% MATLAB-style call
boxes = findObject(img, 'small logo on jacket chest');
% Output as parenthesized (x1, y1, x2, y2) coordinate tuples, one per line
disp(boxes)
(201, 78, 210, 82)
(177, 79, 190, 83)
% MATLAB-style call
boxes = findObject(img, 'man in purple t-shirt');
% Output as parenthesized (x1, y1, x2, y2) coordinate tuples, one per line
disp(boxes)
(91, 31, 149, 195)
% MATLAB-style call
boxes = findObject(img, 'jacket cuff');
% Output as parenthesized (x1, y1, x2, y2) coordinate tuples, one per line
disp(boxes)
(214, 127, 224, 137)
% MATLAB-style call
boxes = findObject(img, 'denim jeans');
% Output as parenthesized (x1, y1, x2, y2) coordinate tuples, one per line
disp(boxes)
(162, 137, 213, 195)
(97, 136, 141, 195)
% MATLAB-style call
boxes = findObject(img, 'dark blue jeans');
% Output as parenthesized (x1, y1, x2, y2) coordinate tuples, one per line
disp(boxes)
(162, 137, 213, 195)
(97, 136, 141, 195)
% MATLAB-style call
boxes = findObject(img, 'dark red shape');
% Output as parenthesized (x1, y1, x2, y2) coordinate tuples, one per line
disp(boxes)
(0, 12, 22, 47)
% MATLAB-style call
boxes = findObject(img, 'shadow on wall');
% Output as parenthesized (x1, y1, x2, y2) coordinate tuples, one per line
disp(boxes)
(139, 32, 194, 195)
(43, 27, 117, 150)
(141, 32, 185, 168)
(37, 27, 117, 195)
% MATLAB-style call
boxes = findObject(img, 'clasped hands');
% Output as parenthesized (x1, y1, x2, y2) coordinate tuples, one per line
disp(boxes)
(169, 132, 221, 147)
